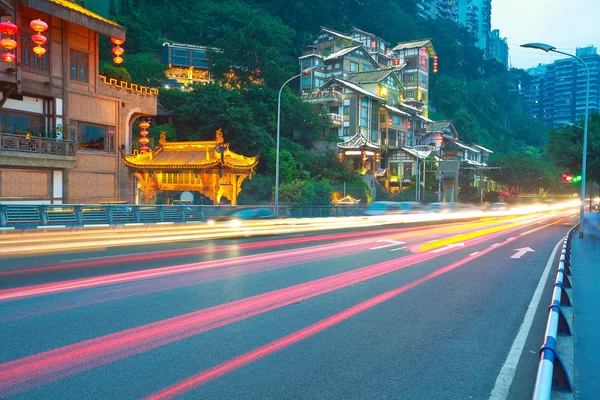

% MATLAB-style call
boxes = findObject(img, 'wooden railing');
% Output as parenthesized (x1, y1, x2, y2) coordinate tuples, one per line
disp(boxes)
(302, 90, 343, 102)
(0, 132, 76, 156)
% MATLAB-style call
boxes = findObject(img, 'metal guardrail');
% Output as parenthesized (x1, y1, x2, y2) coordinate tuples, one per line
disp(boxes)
(0, 204, 362, 228)
(532, 224, 578, 399)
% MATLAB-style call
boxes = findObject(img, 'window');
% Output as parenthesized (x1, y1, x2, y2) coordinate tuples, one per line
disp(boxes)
(392, 115, 401, 125)
(21, 37, 48, 71)
(327, 65, 332, 70)
(364, 65, 372, 71)
(420, 76, 427, 84)
(335, 63, 340, 69)
(73, 121, 115, 153)
(0, 110, 44, 135)
(380, 114, 386, 122)
(70, 50, 89, 82)
(350, 62, 359, 72)
(407, 75, 415, 82)
(343, 127, 349, 136)
(343, 106, 350, 115)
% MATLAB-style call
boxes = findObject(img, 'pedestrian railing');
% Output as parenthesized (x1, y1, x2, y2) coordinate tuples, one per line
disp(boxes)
(0, 204, 362, 228)
(532, 224, 577, 399)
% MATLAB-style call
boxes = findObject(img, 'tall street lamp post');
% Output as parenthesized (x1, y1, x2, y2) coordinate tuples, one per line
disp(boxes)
(521, 43, 590, 238)
(275, 64, 325, 215)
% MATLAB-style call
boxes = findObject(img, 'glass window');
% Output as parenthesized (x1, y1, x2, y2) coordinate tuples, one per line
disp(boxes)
(393, 115, 401, 125)
(70, 50, 89, 82)
(74, 121, 115, 153)
(343, 106, 350, 115)
(1, 111, 44, 135)
(364, 65, 372, 71)
(407, 75, 415, 82)
(172, 48, 187, 57)
(350, 62, 359, 72)
(21, 37, 48, 72)
(380, 114, 386, 122)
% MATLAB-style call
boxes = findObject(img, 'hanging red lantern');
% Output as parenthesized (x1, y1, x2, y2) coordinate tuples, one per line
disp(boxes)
(0, 21, 19, 36)
(0, 38, 16, 51)
(375, 153, 381, 162)
(112, 45, 124, 56)
(337, 152, 343, 163)
(32, 46, 46, 56)
(30, 19, 48, 33)
(393, 58, 400, 66)
(32, 34, 47, 45)
(362, 151, 367, 162)
(1, 52, 16, 63)
(407, 121, 411, 129)
(111, 37, 126, 64)
(139, 120, 151, 153)
(29, 19, 48, 58)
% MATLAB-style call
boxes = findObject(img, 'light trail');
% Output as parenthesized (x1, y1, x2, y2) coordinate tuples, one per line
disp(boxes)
(143, 216, 571, 399)
(0, 215, 568, 397)
(0, 202, 577, 257)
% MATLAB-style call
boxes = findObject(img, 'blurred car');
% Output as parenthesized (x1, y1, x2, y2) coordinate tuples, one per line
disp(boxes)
(363, 201, 423, 216)
(211, 208, 278, 222)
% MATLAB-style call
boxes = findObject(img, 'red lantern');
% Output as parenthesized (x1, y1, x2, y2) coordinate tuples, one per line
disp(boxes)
(32, 34, 47, 45)
(0, 38, 16, 51)
(407, 121, 411, 129)
(139, 120, 151, 153)
(388, 118, 393, 126)
(1, 52, 16, 63)
(113, 56, 123, 65)
(393, 58, 400, 66)
(362, 151, 367, 162)
(30, 19, 48, 33)
(112, 45, 124, 56)
(0, 21, 19, 36)
(111, 37, 126, 64)
(111, 37, 124, 45)
(32, 46, 46, 56)
(375, 153, 381, 162)
(337, 152, 343, 163)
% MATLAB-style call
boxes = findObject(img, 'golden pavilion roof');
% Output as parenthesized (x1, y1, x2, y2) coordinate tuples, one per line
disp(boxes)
(122, 138, 258, 173)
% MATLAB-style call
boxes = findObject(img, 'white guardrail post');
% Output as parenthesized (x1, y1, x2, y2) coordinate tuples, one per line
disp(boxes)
(532, 225, 577, 399)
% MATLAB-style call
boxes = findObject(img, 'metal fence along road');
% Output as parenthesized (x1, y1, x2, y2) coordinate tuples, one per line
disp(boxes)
(0, 203, 362, 228)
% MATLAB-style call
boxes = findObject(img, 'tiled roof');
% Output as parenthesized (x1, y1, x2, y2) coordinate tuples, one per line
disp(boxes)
(347, 68, 399, 84)
(383, 104, 411, 117)
(324, 45, 362, 61)
(47, 0, 121, 27)
(337, 132, 380, 150)
(392, 39, 432, 51)
(320, 27, 360, 43)
(473, 144, 493, 153)
(453, 141, 480, 153)
(323, 77, 385, 101)
(122, 141, 258, 171)
(400, 146, 434, 159)
(426, 120, 454, 133)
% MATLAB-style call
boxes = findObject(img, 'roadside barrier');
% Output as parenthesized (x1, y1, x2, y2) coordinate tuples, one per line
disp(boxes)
(0, 204, 362, 228)
(532, 224, 577, 399)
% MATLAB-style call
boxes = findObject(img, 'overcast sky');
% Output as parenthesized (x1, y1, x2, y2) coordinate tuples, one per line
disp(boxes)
(492, 0, 600, 70)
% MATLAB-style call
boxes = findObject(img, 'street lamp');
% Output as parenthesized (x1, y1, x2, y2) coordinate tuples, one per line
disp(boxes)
(521, 42, 591, 238)
(275, 64, 325, 215)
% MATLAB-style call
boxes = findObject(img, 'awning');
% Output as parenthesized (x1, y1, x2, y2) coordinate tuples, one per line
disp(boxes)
(24, 0, 125, 40)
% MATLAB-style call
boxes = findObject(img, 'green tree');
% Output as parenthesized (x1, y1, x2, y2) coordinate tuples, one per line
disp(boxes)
(487, 152, 558, 195)
(124, 53, 166, 87)
(99, 61, 131, 82)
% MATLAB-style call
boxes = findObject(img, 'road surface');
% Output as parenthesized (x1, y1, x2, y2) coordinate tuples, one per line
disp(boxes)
(0, 210, 576, 399)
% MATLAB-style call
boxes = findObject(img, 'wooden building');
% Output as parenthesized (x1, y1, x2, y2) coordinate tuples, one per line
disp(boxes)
(0, 0, 157, 204)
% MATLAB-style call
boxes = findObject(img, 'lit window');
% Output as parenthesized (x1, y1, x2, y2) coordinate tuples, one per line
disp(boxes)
(70, 50, 89, 82)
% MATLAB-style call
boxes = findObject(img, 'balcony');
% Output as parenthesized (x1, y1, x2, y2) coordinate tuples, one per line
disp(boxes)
(325, 113, 343, 126)
(302, 89, 343, 103)
(0, 132, 76, 168)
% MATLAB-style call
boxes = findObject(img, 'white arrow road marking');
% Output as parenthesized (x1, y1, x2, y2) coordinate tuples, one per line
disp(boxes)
(389, 246, 408, 252)
(430, 243, 465, 253)
(510, 247, 535, 259)
(369, 240, 406, 250)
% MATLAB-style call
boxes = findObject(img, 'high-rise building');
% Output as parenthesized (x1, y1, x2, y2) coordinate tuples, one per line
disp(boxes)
(521, 46, 600, 127)
(488, 29, 508, 67)
(457, 0, 491, 54)
(417, 0, 458, 22)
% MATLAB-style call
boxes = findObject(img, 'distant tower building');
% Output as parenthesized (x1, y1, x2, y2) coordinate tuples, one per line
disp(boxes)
(417, 0, 458, 21)
(488, 29, 509, 67)
(457, 0, 491, 54)
(521, 46, 600, 127)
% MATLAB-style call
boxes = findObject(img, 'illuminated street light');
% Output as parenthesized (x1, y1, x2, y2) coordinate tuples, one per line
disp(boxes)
(522, 42, 590, 238)
(275, 64, 325, 215)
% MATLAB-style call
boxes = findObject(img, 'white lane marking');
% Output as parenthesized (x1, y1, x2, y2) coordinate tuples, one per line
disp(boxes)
(510, 247, 535, 259)
(389, 246, 406, 252)
(369, 240, 406, 250)
(430, 243, 465, 253)
(469, 252, 480, 256)
(491, 243, 501, 247)
(488, 237, 564, 400)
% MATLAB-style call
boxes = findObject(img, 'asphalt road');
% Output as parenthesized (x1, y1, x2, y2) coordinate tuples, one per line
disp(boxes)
(0, 210, 577, 399)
